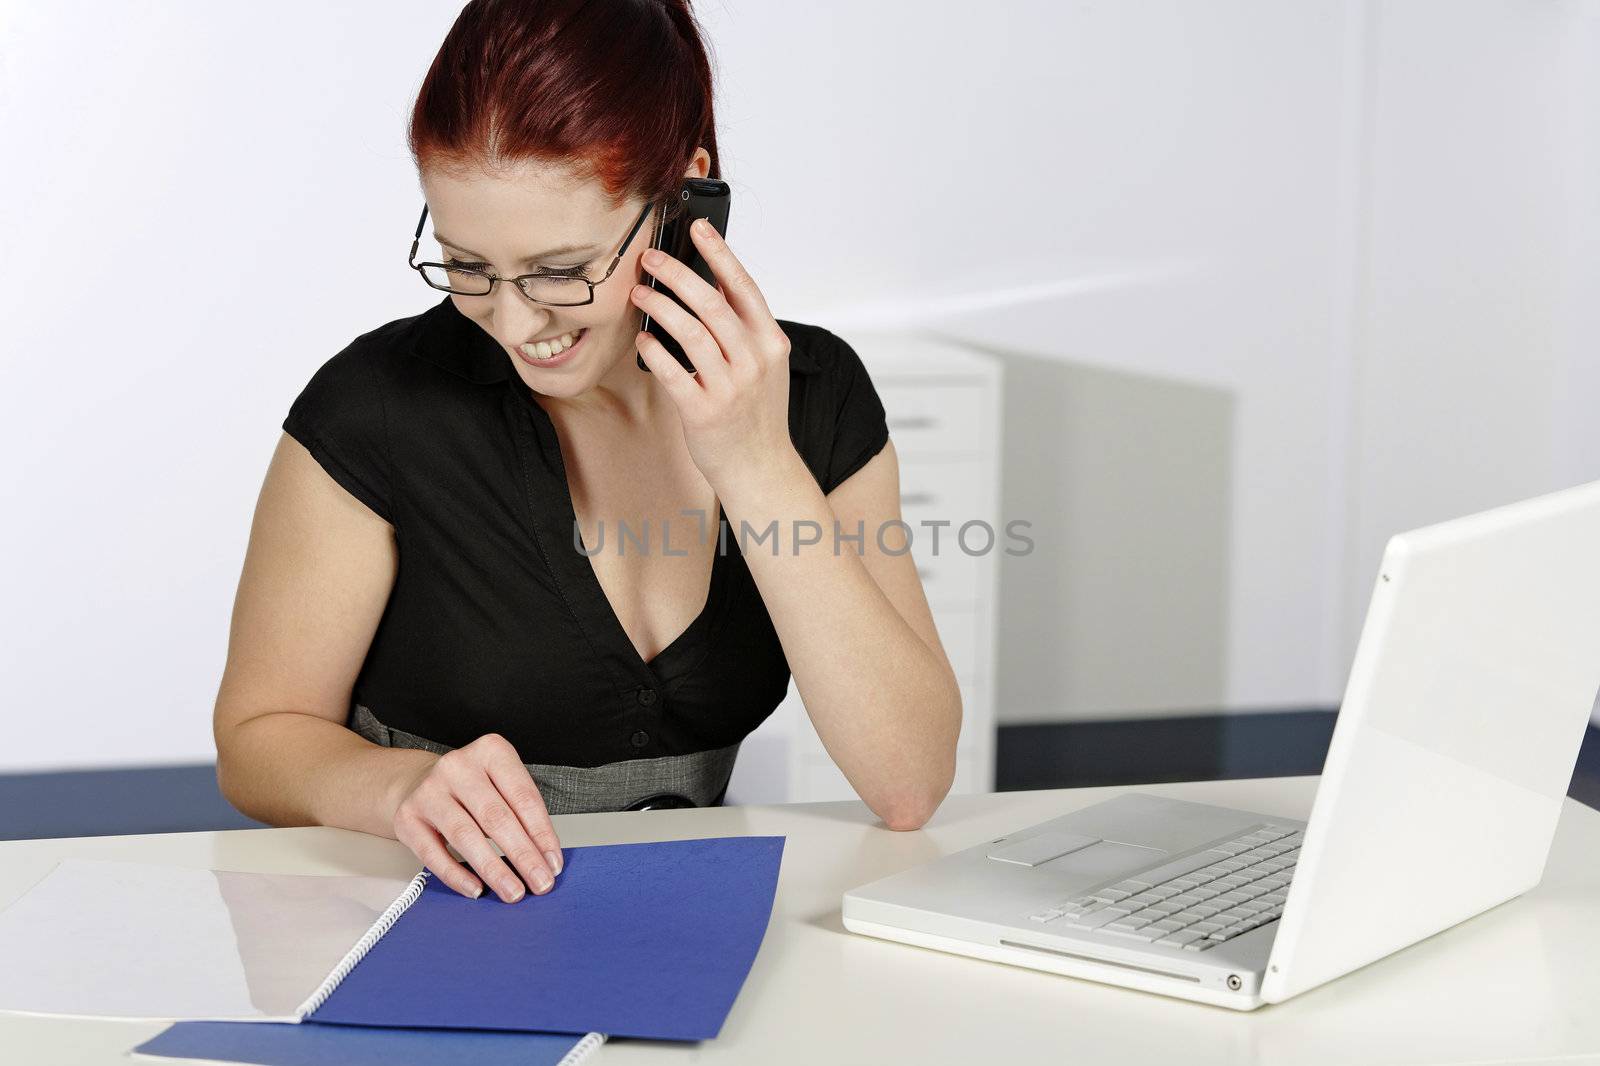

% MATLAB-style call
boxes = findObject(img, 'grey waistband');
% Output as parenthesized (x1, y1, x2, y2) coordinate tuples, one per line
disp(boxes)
(347, 703, 739, 815)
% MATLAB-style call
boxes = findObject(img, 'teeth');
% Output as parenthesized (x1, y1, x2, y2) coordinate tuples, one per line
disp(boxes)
(521, 328, 584, 360)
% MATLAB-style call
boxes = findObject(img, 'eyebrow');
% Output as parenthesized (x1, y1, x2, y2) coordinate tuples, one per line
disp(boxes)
(432, 233, 602, 263)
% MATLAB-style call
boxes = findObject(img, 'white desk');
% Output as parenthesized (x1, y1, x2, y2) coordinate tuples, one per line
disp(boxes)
(3, 776, 1598, 1066)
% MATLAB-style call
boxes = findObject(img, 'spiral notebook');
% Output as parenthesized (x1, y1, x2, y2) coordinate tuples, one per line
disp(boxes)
(0, 835, 785, 1048)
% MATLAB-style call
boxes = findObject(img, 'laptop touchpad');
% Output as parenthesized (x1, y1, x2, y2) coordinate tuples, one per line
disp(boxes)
(989, 833, 1166, 877)
(1041, 839, 1167, 878)
(988, 831, 1102, 867)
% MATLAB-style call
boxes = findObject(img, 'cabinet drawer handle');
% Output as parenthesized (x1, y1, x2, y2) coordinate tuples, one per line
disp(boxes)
(888, 415, 939, 430)
(900, 491, 936, 507)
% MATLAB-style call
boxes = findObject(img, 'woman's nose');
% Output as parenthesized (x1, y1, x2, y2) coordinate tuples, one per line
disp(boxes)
(492, 279, 551, 334)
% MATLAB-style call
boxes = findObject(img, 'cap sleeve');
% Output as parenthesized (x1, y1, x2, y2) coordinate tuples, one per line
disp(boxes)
(821, 331, 891, 494)
(282, 342, 395, 524)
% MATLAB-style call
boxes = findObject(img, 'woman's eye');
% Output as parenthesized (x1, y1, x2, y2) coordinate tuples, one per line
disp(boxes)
(444, 258, 584, 277)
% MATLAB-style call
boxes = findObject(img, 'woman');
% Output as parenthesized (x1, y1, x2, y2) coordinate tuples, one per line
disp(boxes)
(213, 0, 961, 904)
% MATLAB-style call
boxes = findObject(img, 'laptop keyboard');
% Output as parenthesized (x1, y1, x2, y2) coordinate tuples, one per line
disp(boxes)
(1024, 823, 1301, 952)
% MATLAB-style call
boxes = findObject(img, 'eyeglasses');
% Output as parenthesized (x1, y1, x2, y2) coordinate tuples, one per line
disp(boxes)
(408, 198, 658, 307)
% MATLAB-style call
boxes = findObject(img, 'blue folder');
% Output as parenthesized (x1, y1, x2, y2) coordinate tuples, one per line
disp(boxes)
(136, 835, 785, 1064)
(307, 835, 786, 1040)
(135, 1021, 593, 1066)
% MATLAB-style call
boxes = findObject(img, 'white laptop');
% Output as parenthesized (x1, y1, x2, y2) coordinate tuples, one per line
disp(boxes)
(843, 478, 1600, 1010)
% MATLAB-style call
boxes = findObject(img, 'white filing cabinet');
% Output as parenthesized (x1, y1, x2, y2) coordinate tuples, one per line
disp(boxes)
(751, 331, 1003, 803)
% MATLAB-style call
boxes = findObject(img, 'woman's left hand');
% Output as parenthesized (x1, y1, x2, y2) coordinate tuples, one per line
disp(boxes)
(631, 219, 796, 490)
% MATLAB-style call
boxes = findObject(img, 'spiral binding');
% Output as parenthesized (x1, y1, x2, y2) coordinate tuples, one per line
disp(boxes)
(556, 1031, 608, 1065)
(292, 869, 432, 1020)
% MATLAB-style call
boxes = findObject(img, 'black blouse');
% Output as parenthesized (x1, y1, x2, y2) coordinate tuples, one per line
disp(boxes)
(282, 295, 889, 769)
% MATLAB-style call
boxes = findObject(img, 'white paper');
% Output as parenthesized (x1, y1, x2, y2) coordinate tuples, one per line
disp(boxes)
(0, 858, 411, 1021)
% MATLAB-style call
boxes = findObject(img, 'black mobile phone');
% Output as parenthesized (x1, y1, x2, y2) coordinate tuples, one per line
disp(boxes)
(637, 177, 732, 373)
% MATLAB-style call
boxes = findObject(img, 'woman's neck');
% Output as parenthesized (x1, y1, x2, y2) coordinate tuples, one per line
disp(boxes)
(536, 337, 672, 434)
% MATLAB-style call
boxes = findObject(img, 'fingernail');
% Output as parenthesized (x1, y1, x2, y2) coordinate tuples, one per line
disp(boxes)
(693, 218, 711, 236)
(545, 849, 563, 875)
(534, 871, 554, 894)
(470, 883, 483, 899)
(506, 884, 525, 903)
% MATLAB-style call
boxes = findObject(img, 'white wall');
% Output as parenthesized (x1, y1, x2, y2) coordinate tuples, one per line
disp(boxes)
(1347, 0, 1596, 647)
(1342, 0, 1600, 724)
(1, 2, 466, 771)
(2, 1, 1595, 772)
(818, 2, 1358, 718)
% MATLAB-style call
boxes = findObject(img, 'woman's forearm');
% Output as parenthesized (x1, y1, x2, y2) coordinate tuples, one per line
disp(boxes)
(716, 449, 962, 828)
(215, 710, 439, 838)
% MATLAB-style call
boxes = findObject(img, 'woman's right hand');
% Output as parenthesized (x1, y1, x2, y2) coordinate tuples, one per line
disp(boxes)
(385, 733, 564, 902)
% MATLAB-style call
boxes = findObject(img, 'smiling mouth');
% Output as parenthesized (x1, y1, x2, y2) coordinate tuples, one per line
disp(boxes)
(518, 327, 587, 361)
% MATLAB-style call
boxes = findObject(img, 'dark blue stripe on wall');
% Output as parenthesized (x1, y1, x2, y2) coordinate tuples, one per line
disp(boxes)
(0, 764, 266, 841)
(1, 715, 1597, 839)
(997, 712, 1600, 814)
(997, 708, 1340, 790)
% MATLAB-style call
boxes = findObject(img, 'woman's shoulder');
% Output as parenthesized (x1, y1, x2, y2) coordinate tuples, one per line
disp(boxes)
(773, 316, 884, 417)
(296, 296, 517, 403)
(281, 300, 504, 523)
(773, 317, 891, 494)
(280, 311, 438, 527)
(334, 296, 500, 389)
(774, 316, 854, 376)
(290, 300, 458, 403)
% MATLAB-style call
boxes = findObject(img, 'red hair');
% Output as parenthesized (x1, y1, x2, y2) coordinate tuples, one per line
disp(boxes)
(408, 0, 720, 219)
